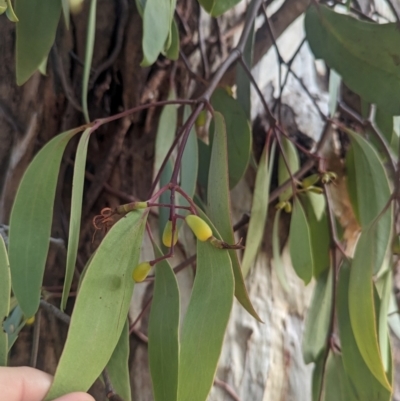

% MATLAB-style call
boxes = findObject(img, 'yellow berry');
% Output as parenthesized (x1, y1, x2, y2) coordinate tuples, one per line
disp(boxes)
(162, 221, 179, 247)
(26, 316, 35, 326)
(132, 262, 152, 283)
(185, 215, 213, 242)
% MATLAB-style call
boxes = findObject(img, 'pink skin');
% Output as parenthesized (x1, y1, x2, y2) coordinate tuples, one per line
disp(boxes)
(0, 367, 94, 401)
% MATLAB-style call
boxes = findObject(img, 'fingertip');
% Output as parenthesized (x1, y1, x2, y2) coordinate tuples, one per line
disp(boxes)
(53, 392, 95, 401)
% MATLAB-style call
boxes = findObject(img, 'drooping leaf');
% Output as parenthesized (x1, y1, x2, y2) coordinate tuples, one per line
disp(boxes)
(9, 127, 85, 318)
(0, 236, 10, 366)
(305, 4, 400, 115)
(106, 320, 132, 401)
(302, 268, 332, 364)
(198, 0, 241, 17)
(346, 129, 392, 274)
(278, 137, 299, 202)
(62, 128, 91, 311)
(5, 0, 18, 22)
(210, 88, 252, 189)
(242, 140, 275, 276)
(15, 0, 61, 85)
(289, 197, 313, 284)
(165, 19, 180, 61)
(45, 210, 148, 399)
(159, 160, 173, 251)
(312, 353, 325, 401)
(337, 262, 391, 400)
(177, 240, 234, 401)
(207, 111, 261, 321)
(141, 0, 171, 66)
(197, 139, 211, 197)
(328, 69, 341, 117)
(348, 227, 392, 391)
(82, 0, 97, 123)
(271, 208, 289, 292)
(149, 245, 180, 401)
(375, 108, 394, 148)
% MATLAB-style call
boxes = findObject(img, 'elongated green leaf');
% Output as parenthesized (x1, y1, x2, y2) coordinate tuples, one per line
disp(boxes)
(242, 141, 275, 275)
(207, 112, 261, 321)
(289, 197, 313, 284)
(337, 262, 391, 400)
(278, 137, 299, 202)
(159, 161, 173, 251)
(9, 128, 84, 318)
(302, 268, 332, 364)
(328, 69, 341, 117)
(165, 19, 179, 61)
(198, 0, 241, 17)
(149, 245, 180, 401)
(211, 88, 252, 189)
(16, 0, 61, 85)
(312, 354, 325, 401)
(46, 210, 148, 399)
(305, 5, 400, 115)
(141, 0, 171, 66)
(271, 209, 289, 292)
(5, 0, 18, 22)
(197, 139, 211, 196)
(3, 306, 24, 351)
(348, 226, 391, 391)
(346, 129, 392, 274)
(106, 320, 131, 401)
(0, 236, 10, 366)
(375, 108, 394, 149)
(82, 0, 97, 123)
(177, 240, 234, 401)
(62, 129, 91, 311)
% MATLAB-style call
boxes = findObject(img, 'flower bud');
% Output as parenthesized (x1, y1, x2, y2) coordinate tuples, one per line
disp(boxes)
(185, 215, 213, 242)
(162, 221, 179, 247)
(132, 262, 152, 283)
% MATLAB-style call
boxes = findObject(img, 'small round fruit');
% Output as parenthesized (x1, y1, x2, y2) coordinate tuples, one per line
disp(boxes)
(185, 215, 213, 242)
(162, 221, 179, 247)
(132, 262, 152, 283)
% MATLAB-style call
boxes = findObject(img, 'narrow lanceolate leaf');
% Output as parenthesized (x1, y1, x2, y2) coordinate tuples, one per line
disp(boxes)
(198, 0, 241, 17)
(242, 140, 275, 276)
(289, 197, 313, 284)
(272, 209, 289, 292)
(278, 137, 299, 202)
(211, 88, 252, 189)
(106, 320, 131, 401)
(207, 112, 261, 321)
(82, 0, 97, 123)
(62, 129, 91, 311)
(328, 69, 341, 117)
(346, 128, 392, 274)
(45, 211, 148, 399)
(177, 241, 234, 401)
(149, 245, 180, 401)
(159, 160, 173, 250)
(9, 128, 85, 318)
(348, 227, 392, 391)
(165, 19, 179, 61)
(305, 5, 400, 115)
(302, 268, 332, 364)
(16, 0, 61, 85)
(337, 263, 391, 400)
(141, 0, 171, 66)
(0, 236, 10, 366)
(312, 354, 325, 401)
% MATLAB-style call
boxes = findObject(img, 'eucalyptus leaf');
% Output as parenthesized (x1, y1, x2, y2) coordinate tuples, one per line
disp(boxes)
(278, 137, 299, 202)
(0, 236, 10, 366)
(328, 69, 341, 117)
(9, 128, 84, 318)
(165, 18, 179, 61)
(198, 0, 241, 17)
(46, 210, 148, 399)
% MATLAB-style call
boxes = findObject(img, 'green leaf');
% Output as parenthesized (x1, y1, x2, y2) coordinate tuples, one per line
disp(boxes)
(62, 129, 91, 311)
(177, 240, 234, 401)
(271, 208, 289, 292)
(278, 137, 299, 202)
(346, 129, 392, 274)
(198, 0, 241, 17)
(159, 160, 173, 251)
(141, 0, 171, 66)
(337, 262, 391, 400)
(0, 236, 10, 366)
(312, 354, 325, 401)
(211, 88, 252, 189)
(302, 268, 332, 364)
(165, 19, 179, 61)
(328, 69, 341, 117)
(106, 320, 132, 401)
(289, 197, 313, 284)
(5, 0, 18, 22)
(135, 0, 145, 17)
(3, 305, 24, 351)
(197, 139, 211, 197)
(45, 210, 148, 399)
(149, 245, 180, 401)
(16, 0, 61, 85)
(207, 111, 261, 321)
(375, 108, 394, 148)
(305, 4, 400, 115)
(82, 0, 97, 123)
(348, 227, 392, 391)
(242, 140, 275, 276)
(9, 128, 84, 318)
